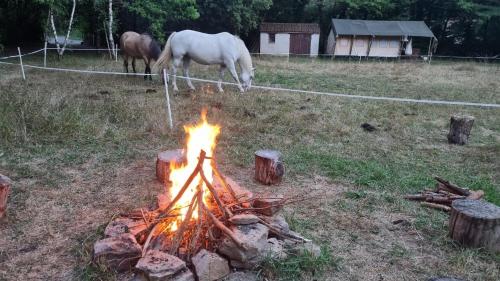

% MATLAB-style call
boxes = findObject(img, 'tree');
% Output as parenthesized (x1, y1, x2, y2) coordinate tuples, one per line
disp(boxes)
(124, 0, 199, 41)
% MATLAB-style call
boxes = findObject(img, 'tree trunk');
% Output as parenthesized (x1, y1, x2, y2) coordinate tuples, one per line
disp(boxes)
(59, 0, 77, 56)
(0, 174, 12, 220)
(49, 9, 61, 54)
(108, 0, 115, 59)
(255, 150, 284, 185)
(447, 115, 474, 145)
(449, 199, 500, 253)
(156, 149, 185, 184)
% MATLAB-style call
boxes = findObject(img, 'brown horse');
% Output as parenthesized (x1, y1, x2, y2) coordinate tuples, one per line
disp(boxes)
(120, 31, 161, 80)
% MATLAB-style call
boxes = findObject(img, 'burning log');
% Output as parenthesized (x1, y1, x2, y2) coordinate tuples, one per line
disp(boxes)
(255, 150, 284, 185)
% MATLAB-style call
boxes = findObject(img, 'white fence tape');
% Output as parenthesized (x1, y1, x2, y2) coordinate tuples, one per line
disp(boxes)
(1, 60, 498, 108)
(0, 49, 44, 60)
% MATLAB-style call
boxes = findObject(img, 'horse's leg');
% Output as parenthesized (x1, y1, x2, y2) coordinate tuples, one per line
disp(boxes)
(172, 57, 182, 92)
(132, 58, 137, 73)
(183, 57, 195, 91)
(143, 58, 150, 80)
(226, 60, 244, 93)
(218, 65, 226, 93)
(123, 55, 129, 73)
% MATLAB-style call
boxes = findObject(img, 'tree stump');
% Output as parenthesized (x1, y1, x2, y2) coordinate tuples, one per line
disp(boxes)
(0, 174, 12, 220)
(156, 149, 184, 184)
(447, 115, 474, 145)
(449, 199, 500, 253)
(255, 150, 284, 185)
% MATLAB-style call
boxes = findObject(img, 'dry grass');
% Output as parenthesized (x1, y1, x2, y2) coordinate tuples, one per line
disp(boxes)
(0, 53, 499, 281)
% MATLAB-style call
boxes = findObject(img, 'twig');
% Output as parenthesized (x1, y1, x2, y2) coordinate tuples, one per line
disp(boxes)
(188, 189, 205, 255)
(434, 176, 471, 196)
(421, 202, 451, 212)
(257, 218, 307, 242)
(202, 202, 246, 250)
(199, 168, 233, 219)
(140, 208, 150, 228)
(170, 191, 199, 255)
(142, 222, 162, 257)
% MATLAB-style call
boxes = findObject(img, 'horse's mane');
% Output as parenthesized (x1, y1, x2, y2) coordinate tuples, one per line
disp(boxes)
(235, 37, 253, 72)
(141, 33, 161, 60)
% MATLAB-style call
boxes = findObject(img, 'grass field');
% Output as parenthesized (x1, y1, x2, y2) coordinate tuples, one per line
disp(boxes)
(0, 53, 499, 281)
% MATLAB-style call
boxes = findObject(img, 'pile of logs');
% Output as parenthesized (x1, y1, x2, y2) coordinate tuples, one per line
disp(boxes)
(404, 177, 484, 212)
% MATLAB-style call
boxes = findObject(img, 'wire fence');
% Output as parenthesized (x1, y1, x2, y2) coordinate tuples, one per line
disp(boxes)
(1, 46, 499, 110)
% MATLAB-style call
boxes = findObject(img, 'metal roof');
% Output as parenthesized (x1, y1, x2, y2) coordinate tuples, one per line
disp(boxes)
(260, 23, 321, 34)
(331, 19, 435, 38)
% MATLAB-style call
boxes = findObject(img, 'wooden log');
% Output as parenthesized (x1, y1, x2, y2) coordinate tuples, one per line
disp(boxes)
(447, 115, 474, 145)
(0, 174, 11, 220)
(421, 202, 451, 212)
(449, 199, 500, 253)
(156, 149, 184, 184)
(466, 190, 484, 200)
(255, 150, 284, 185)
(435, 177, 471, 196)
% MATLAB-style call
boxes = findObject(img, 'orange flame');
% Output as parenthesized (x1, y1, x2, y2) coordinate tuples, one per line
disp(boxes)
(168, 110, 220, 231)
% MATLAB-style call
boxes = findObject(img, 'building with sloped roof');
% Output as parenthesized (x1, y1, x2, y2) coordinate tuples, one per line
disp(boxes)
(260, 23, 321, 57)
(326, 19, 437, 58)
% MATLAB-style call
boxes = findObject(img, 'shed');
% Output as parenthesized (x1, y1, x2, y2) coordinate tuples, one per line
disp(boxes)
(326, 19, 437, 58)
(260, 23, 321, 57)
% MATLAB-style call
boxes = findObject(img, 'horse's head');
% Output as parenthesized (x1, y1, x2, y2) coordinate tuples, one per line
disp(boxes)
(240, 67, 255, 91)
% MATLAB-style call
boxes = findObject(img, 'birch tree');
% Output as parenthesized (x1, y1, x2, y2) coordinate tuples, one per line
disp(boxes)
(108, 0, 115, 59)
(58, 0, 76, 56)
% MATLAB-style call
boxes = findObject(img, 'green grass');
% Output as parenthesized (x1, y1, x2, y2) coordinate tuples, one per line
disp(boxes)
(0, 53, 499, 281)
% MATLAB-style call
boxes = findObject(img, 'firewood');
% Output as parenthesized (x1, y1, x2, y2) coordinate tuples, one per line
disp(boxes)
(421, 202, 451, 212)
(255, 150, 284, 185)
(449, 199, 500, 253)
(434, 177, 471, 196)
(202, 203, 246, 250)
(188, 191, 205, 254)
(199, 168, 233, 219)
(466, 190, 484, 200)
(257, 217, 308, 242)
(404, 194, 426, 201)
(170, 191, 199, 255)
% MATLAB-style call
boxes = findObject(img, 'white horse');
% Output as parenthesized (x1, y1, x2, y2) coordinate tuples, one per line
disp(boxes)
(153, 30, 254, 93)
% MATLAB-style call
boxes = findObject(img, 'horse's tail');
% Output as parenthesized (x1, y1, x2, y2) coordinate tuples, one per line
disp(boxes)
(153, 32, 176, 73)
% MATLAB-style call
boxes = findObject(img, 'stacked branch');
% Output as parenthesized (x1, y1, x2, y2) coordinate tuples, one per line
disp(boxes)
(130, 150, 301, 261)
(404, 176, 484, 212)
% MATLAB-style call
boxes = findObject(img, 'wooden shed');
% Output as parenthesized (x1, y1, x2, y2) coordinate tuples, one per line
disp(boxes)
(326, 19, 436, 58)
(260, 23, 320, 57)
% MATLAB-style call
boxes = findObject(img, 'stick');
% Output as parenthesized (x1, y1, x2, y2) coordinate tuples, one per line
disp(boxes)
(434, 177, 471, 196)
(142, 222, 162, 257)
(211, 161, 238, 201)
(160, 150, 206, 214)
(163, 69, 173, 130)
(170, 191, 199, 255)
(199, 168, 233, 218)
(421, 202, 451, 212)
(202, 203, 246, 250)
(257, 218, 309, 242)
(44, 41, 47, 67)
(17, 47, 25, 80)
(188, 187, 204, 254)
(140, 208, 150, 228)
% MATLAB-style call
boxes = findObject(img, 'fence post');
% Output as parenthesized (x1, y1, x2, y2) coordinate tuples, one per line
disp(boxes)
(163, 69, 174, 130)
(44, 41, 48, 67)
(17, 47, 26, 80)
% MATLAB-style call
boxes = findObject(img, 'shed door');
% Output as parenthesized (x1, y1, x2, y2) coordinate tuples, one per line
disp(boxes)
(290, 33, 311, 55)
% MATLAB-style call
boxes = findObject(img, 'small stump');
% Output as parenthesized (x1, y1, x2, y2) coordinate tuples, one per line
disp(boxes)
(0, 174, 11, 220)
(156, 149, 184, 184)
(449, 199, 500, 253)
(255, 150, 284, 185)
(447, 115, 474, 145)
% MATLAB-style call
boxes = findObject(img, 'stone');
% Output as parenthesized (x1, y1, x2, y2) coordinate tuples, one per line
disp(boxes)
(218, 223, 269, 262)
(223, 271, 258, 281)
(136, 250, 190, 281)
(252, 197, 283, 216)
(192, 249, 230, 281)
(93, 233, 142, 272)
(286, 241, 321, 258)
(105, 217, 148, 238)
(229, 214, 260, 225)
(229, 257, 260, 270)
(263, 238, 287, 260)
(172, 270, 195, 281)
(267, 214, 290, 234)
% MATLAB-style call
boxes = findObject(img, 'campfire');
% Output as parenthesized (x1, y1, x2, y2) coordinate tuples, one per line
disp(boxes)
(93, 111, 318, 281)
